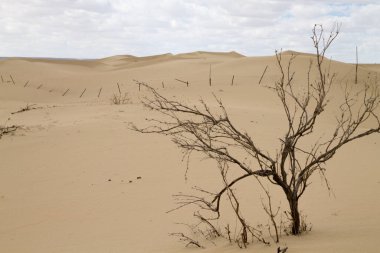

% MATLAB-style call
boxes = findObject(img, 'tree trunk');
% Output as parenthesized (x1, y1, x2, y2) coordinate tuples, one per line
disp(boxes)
(274, 175, 302, 235)
(287, 193, 301, 235)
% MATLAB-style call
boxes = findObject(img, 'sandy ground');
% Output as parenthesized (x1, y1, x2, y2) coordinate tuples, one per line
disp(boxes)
(0, 52, 379, 253)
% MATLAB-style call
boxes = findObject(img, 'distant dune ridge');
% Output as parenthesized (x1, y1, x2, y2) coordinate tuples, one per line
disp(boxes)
(0, 50, 379, 253)
(0, 50, 376, 103)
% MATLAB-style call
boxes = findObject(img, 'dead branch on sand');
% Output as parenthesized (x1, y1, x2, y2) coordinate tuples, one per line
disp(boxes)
(11, 104, 42, 115)
(169, 233, 204, 248)
(0, 121, 19, 139)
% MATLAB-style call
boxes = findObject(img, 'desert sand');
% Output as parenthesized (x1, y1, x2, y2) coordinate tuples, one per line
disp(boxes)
(0, 51, 379, 253)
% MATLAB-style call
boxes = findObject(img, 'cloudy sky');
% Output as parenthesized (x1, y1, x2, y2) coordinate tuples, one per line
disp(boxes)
(0, 0, 379, 62)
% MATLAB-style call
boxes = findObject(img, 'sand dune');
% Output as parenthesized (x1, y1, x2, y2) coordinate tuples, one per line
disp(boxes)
(0, 51, 380, 253)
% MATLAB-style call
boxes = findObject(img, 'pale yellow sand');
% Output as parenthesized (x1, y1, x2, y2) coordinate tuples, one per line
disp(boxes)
(0, 52, 379, 252)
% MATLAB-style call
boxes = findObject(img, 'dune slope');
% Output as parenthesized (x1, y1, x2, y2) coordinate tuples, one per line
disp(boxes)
(0, 52, 380, 253)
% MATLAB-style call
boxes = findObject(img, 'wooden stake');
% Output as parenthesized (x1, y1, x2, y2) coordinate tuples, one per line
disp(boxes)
(62, 88, 70, 96)
(80, 88, 87, 98)
(258, 65, 268, 85)
(98, 87, 102, 98)
(231, 75, 235, 86)
(162, 81, 165, 88)
(355, 46, 358, 84)
(24, 81, 30, 87)
(37, 84, 43, 89)
(175, 78, 189, 87)
(1, 75, 4, 83)
(117, 83, 121, 94)
(9, 75, 15, 85)
(209, 64, 212, 86)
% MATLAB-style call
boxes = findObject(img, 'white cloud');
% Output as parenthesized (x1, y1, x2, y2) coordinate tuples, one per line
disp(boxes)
(0, 0, 378, 62)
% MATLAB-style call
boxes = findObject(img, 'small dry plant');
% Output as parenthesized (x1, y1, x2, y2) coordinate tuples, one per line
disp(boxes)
(111, 83, 132, 105)
(111, 92, 131, 105)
